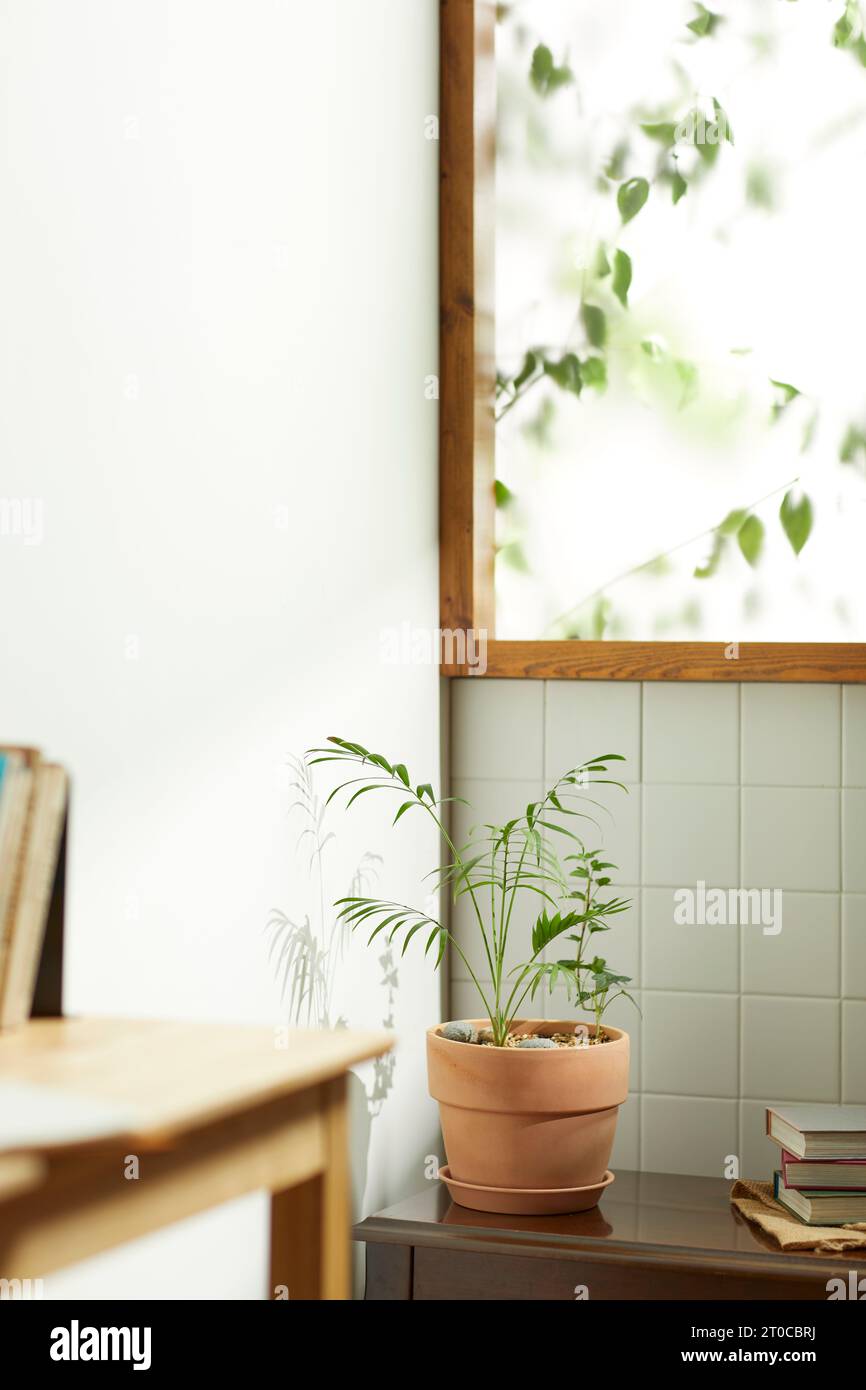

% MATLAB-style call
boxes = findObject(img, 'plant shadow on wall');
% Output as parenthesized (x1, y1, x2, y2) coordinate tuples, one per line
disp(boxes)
(265, 757, 397, 1213)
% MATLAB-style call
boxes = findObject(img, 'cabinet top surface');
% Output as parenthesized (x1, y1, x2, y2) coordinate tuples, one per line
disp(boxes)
(355, 1172, 866, 1274)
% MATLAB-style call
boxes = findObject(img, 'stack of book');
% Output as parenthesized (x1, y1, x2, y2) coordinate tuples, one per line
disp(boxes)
(767, 1104, 866, 1225)
(0, 746, 68, 1030)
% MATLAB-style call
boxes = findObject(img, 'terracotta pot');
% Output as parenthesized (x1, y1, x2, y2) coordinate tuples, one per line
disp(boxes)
(427, 1019, 628, 1210)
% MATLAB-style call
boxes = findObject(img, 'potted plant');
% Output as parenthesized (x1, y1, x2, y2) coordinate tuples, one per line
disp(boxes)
(308, 736, 636, 1215)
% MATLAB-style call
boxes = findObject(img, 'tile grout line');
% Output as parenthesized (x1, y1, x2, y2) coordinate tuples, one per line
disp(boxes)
(454, 774, 850, 789)
(737, 680, 744, 1167)
(451, 975, 866, 1005)
(542, 679, 548, 983)
(448, 677, 455, 1009)
(839, 683, 844, 1104)
(638, 681, 644, 1172)
(840, 896, 846, 1103)
(542, 678, 548, 788)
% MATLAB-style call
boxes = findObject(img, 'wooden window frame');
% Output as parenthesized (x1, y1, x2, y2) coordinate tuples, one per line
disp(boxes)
(438, 0, 866, 682)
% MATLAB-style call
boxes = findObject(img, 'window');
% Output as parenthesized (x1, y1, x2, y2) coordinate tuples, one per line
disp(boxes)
(440, 0, 866, 680)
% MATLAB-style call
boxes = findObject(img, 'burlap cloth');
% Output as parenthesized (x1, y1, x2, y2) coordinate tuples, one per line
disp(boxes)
(731, 1179, 866, 1253)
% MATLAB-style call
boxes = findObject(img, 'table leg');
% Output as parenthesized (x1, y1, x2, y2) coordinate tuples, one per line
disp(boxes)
(269, 1077, 350, 1300)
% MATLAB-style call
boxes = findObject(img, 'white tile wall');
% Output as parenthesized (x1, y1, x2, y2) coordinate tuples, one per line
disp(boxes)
(643, 784, 739, 885)
(843, 686, 866, 786)
(741, 893, 839, 997)
(843, 895, 866, 997)
(643, 992, 739, 1097)
(642, 1096, 738, 1179)
(740, 1099, 782, 1180)
(842, 1001, 866, 1103)
(643, 683, 739, 784)
(448, 678, 864, 1181)
(741, 997, 840, 1101)
(741, 684, 841, 786)
(546, 681, 641, 784)
(642, 887, 738, 992)
(843, 790, 866, 892)
(451, 679, 544, 781)
(581, 780, 642, 883)
(611, 1094, 640, 1170)
(742, 787, 839, 892)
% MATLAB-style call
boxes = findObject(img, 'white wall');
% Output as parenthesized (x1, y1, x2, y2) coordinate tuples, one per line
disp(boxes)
(450, 679, 866, 1185)
(0, 0, 442, 1297)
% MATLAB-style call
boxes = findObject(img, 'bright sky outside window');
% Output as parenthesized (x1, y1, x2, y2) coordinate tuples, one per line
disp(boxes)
(495, 0, 866, 641)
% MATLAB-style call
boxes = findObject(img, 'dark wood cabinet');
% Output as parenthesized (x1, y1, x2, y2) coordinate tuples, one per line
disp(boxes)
(354, 1171, 866, 1300)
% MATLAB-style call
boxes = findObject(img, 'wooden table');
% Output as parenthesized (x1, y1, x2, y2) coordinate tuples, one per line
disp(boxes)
(0, 1017, 392, 1299)
(355, 1170, 866, 1300)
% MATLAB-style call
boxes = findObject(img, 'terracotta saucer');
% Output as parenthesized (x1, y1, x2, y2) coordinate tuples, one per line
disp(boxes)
(438, 1165, 615, 1216)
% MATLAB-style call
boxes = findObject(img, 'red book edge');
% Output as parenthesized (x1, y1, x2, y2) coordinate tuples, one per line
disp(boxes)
(780, 1150, 866, 1193)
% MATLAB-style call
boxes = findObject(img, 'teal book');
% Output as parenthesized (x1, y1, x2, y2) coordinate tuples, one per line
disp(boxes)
(774, 1169, 866, 1226)
(0, 750, 33, 987)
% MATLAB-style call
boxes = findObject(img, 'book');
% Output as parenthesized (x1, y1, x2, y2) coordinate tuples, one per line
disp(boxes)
(0, 745, 42, 768)
(0, 763, 68, 1029)
(780, 1149, 866, 1192)
(766, 1104, 866, 1160)
(0, 753, 19, 933)
(774, 1170, 866, 1226)
(0, 753, 35, 989)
